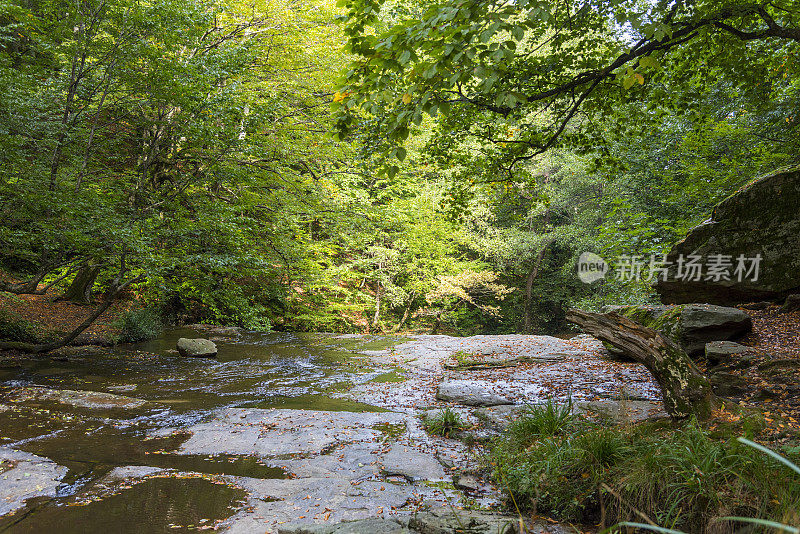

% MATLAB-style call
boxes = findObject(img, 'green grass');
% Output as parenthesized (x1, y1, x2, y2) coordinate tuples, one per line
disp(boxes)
(507, 398, 576, 448)
(422, 407, 467, 438)
(490, 415, 800, 533)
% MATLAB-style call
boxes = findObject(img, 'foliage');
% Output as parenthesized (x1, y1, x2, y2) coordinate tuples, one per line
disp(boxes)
(506, 398, 576, 448)
(491, 417, 800, 532)
(0, 308, 53, 344)
(114, 307, 163, 343)
(335, 0, 799, 170)
(422, 407, 467, 438)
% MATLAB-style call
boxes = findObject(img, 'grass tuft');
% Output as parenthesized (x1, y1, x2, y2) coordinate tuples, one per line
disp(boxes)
(491, 416, 800, 533)
(423, 407, 467, 438)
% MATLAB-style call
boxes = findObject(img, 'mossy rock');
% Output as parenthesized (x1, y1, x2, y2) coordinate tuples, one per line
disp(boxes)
(655, 164, 800, 305)
(603, 304, 751, 357)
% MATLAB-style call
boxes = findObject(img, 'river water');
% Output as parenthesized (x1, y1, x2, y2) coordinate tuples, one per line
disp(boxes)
(0, 329, 407, 533)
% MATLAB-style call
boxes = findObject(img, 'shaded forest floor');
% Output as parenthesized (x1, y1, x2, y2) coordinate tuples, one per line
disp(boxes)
(734, 305, 800, 441)
(0, 273, 130, 343)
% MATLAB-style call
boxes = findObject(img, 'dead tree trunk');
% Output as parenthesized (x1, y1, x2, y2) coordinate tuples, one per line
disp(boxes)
(57, 264, 101, 304)
(566, 308, 717, 419)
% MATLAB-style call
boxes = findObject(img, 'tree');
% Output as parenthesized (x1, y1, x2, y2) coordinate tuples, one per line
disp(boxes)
(334, 0, 799, 173)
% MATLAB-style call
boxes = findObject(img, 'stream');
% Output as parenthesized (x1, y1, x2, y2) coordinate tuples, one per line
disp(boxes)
(0, 328, 663, 533)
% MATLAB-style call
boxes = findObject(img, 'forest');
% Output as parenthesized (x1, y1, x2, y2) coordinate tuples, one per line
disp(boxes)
(0, 0, 799, 533)
(0, 0, 794, 337)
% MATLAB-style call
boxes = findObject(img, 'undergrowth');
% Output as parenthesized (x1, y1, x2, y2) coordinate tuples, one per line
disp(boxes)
(422, 407, 467, 438)
(0, 307, 56, 343)
(490, 402, 800, 533)
(113, 306, 163, 343)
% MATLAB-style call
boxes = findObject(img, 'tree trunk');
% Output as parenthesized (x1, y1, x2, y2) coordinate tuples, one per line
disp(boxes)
(3, 257, 68, 294)
(392, 291, 416, 333)
(566, 308, 717, 419)
(5, 269, 49, 294)
(430, 311, 443, 335)
(523, 241, 552, 333)
(371, 285, 381, 332)
(57, 264, 101, 304)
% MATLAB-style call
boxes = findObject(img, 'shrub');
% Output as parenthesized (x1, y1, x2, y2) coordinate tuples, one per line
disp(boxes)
(490, 417, 800, 533)
(0, 308, 50, 343)
(422, 407, 467, 438)
(114, 307, 163, 343)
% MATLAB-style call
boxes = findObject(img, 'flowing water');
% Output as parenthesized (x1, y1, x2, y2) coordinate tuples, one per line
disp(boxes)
(0, 329, 404, 533)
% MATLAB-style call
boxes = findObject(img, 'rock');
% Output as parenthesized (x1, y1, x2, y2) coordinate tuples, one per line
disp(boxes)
(8, 387, 147, 410)
(757, 358, 800, 376)
(206, 326, 242, 336)
(452, 474, 480, 493)
(277, 519, 409, 534)
(176, 337, 217, 357)
(0, 447, 68, 516)
(381, 444, 446, 482)
(705, 341, 750, 366)
(681, 305, 752, 353)
(780, 294, 800, 313)
(49, 345, 107, 358)
(606, 304, 751, 356)
(436, 381, 513, 407)
(710, 372, 748, 397)
(408, 509, 530, 534)
(655, 165, 800, 305)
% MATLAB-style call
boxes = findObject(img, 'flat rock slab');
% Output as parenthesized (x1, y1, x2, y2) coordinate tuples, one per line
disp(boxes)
(7, 387, 147, 410)
(0, 447, 68, 516)
(436, 381, 513, 407)
(177, 408, 408, 457)
(375, 334, 580, 371)
(381, 444, 446, 481)
(706, 341, 750, 366)
(278, 518, 410, 534)
(170, 409, 468, 533)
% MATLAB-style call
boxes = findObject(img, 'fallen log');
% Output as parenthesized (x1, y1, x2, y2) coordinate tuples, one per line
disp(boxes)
(566, 308, 717, 419)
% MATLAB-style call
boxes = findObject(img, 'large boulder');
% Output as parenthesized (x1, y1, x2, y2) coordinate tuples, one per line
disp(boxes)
(604, 304, 751, 356)
(655, 165, 800, 305)
(176, 337, 217, 357)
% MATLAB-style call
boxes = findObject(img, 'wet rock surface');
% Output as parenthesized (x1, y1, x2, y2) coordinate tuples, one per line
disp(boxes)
(7, 386, 147, 410)
(176, 337, 218, 357)
(0, 447, 68, 516)
(0, 328, 666, 533)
